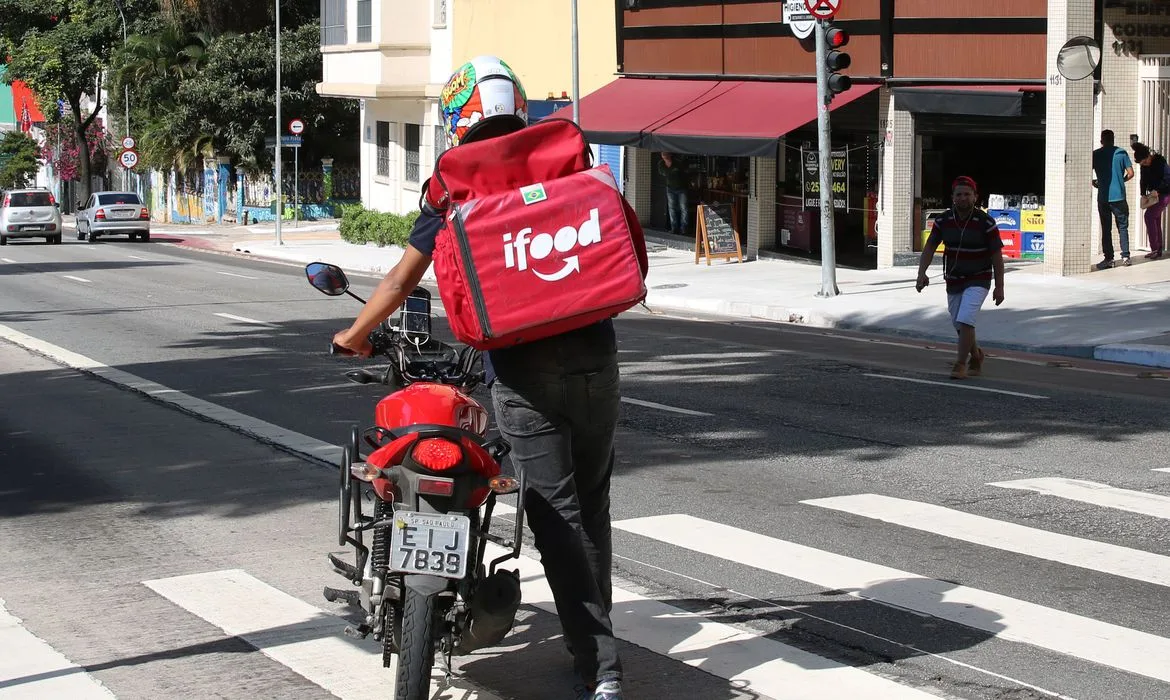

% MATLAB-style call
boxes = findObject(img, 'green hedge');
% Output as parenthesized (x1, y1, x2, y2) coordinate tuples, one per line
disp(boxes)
(338, 204, 419, 247)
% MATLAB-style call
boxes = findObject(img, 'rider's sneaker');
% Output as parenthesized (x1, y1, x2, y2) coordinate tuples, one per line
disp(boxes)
(574, 679, 623, 700)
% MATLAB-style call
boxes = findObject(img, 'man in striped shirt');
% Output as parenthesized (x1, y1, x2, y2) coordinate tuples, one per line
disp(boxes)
(916, 176, 1006, 380)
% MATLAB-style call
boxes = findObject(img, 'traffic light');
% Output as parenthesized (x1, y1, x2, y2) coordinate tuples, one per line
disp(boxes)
(824, 23, 852, 97)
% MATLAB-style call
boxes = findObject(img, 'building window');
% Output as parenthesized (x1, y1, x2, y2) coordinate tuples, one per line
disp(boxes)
(376, 121, 390, 178)
(356, 0, 372, 43)
(321, 0, 346, 46)
(434, 125, 447, 163)
(404, 124, 421, 183)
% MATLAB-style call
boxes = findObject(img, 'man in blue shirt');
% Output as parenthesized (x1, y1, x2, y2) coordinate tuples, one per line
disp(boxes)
(1092, 129, 1135, 269)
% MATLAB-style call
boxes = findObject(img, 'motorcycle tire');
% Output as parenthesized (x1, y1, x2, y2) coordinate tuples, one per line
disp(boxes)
(394, 588, 438, 700)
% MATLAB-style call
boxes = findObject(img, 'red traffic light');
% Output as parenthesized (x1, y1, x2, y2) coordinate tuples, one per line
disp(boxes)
(827, 27, 849, 48)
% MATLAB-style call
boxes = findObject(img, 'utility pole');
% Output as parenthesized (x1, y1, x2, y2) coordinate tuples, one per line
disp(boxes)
(113, 0, 130, 192)
(814, 19, 839, 298)
(274, 0, 283, 245)
(570, 0, 580, 124)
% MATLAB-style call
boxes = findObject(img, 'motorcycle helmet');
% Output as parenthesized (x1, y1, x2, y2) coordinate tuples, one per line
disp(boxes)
(439, 55, 528, 148)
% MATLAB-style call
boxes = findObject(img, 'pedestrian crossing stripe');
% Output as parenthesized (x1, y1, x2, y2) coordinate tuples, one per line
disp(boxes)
(0, 599, 116, 699)
(614, 513, 1170, 685)
(803, 493, 1170, 587)
(989, 478, 1170, 521)
(144, 570, 496, 700)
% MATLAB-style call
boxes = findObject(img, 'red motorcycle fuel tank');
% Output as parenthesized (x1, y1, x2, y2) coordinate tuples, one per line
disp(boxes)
(376, 383, 489, 437)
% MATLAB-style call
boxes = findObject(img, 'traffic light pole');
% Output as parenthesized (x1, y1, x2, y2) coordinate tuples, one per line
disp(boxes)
(814, 19, 839, 297)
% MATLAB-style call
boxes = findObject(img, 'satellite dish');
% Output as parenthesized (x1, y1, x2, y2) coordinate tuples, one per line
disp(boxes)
(1057, 36, 1102, 81)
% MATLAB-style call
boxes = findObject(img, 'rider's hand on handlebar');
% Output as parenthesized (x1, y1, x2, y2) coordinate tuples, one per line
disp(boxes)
(332, 329, 374, 358)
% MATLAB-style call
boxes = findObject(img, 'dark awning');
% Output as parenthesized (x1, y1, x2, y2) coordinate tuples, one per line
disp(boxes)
(646, 81, 880, 158)
(547, 78, 726, 147)
(891, 85, 1045, 118)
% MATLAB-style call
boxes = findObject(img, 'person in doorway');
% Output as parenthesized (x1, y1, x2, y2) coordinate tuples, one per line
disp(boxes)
(657, 153, 689, 236)
(915, 176, 1005, 380)
(1132, 142, 1170, 259)
(331, 56, 624, 700)
(1092, 129, 1135, 269)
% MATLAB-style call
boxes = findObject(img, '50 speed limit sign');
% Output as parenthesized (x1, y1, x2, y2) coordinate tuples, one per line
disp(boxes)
(119, 149, 140, 169)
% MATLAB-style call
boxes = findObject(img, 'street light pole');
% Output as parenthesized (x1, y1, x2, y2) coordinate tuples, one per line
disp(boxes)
(570, 0, 579, 124)
(113, 0, 130, 192)
(274, 0, 283, 245)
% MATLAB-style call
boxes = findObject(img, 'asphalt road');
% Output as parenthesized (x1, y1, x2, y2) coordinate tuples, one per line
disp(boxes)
(1, 236, 1169, 700)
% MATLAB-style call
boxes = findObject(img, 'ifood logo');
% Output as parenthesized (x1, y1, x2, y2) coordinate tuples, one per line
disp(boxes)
(503, 208, 601, 282)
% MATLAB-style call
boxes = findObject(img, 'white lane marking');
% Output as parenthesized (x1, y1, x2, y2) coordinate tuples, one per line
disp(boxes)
(0, 323, 340, 463)
(213, 312, 273, 326)
(0, 599, 116, 699)
(863, 373, 1049, 399)
(288, 383, 359, 393)
(1155, 468, 1170, 474)
(1, 258, 16, 263)
(144, 570, 493, 700)
(208, 389, 263, 398)
(803, 494, 1170, 588)
(621, 397, 713, 416)
(126, 255, 148, 260)
(482, 543, 938, 700)
(615, 513, 1170, 685)
(62, 275, 92, 284)
(990, 478, 1170, 521)
(214, 270, 259, 280)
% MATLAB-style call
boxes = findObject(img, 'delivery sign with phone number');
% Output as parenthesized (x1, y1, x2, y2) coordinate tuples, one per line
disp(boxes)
(801, 147, 849, 210)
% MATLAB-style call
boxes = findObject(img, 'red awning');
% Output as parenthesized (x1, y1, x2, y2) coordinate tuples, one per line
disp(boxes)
(551, 78, 880, 158)
(548, 78, 728, 147)
(647, 81, 880, 158)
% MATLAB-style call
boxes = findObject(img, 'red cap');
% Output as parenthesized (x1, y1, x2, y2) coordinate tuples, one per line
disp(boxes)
(952, 176, 978, 193)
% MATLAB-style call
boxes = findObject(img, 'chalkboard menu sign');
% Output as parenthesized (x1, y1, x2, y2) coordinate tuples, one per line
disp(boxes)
(695, 203, 743, 265)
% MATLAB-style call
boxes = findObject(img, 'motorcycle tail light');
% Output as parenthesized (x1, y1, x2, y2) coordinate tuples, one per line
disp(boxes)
(412, 438, 462, 471)
(417, 476, 455, 496)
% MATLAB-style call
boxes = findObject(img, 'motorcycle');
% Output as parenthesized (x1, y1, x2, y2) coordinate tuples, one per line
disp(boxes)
(304, 262, 527, 700)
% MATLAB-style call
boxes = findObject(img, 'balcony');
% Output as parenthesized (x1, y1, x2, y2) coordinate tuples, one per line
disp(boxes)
(317, 0, 448, 100)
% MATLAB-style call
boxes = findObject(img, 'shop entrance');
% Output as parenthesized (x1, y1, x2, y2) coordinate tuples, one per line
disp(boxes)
(1137, 55, 1170, 252)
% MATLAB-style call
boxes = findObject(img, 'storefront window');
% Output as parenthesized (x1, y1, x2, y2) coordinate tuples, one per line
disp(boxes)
(648, 152, 749, 241)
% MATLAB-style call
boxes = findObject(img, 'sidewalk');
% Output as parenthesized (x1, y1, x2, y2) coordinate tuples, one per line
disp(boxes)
(156, 219, 1170, 369)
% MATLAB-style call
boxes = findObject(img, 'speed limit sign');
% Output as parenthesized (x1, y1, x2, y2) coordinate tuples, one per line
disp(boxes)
(119, 149, 140, 169)
(288, 118, 305, 135)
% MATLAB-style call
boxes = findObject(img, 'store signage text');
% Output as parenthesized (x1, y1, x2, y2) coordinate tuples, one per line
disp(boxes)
(1113, 2, 1170, 17)
(801, 147, 849, 210)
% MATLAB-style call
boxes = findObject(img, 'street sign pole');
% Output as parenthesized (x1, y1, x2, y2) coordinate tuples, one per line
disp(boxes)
(294, 144, 299, 228)
(571, 0, 580, 124)
(274, 0, 283, 245)
(815, 19, 839, 297)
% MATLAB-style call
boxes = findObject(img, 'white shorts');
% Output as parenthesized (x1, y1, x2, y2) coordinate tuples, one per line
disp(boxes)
(947, 286, 989, 330)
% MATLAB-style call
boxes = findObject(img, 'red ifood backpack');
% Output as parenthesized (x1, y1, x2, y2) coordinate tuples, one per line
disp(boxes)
(424, 118, 648, 351)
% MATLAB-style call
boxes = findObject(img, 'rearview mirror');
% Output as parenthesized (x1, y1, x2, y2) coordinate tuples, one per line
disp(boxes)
(305, 262, 349, 296)
(400, 287, 432, 344)
(1057, 36, 1101, 81)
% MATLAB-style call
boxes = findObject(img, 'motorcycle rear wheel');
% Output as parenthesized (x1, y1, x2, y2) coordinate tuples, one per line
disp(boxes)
(395, 588, 438, 700)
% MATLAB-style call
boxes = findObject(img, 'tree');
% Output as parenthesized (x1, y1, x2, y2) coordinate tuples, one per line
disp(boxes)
(0, 0, 127, 202)
(0, 131, 42, 189)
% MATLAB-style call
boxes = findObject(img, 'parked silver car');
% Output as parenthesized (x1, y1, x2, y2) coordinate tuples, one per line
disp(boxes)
(75, 191, 151, 242)
(0, 189, 63, 245)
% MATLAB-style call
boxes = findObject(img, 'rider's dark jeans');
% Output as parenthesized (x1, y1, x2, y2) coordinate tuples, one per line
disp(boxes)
(489, 322, 622, 684)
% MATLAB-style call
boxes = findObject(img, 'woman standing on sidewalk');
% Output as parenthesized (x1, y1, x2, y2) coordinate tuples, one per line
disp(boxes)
(1132, 142, 1170, 259)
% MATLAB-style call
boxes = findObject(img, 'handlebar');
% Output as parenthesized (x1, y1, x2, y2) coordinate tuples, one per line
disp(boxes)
(334, 325, 483, 391)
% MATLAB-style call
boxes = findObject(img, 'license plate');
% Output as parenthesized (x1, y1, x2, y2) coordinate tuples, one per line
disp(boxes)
(115, 210, 136, 219)
(389, 511, 471, 579)
(22, 224, 44, 231)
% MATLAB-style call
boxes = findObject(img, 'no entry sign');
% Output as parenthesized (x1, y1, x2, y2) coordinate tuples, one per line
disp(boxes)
(804, 0, 841, 19)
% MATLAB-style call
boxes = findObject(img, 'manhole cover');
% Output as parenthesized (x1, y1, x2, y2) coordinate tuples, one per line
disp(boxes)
(652, 283, 688, 290)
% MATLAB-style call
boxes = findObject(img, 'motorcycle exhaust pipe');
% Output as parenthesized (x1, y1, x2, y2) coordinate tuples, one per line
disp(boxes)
(456, 569, 522, 653)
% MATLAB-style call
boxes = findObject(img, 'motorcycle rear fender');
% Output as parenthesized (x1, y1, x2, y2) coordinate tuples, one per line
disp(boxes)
(404, 573, 451, 596)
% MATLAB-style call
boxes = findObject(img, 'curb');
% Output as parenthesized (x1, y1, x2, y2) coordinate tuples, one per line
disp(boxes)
(1093, 343, 1170, 369)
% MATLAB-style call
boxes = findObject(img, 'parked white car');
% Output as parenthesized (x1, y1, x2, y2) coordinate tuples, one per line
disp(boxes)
(75, 191, 151, 242)
(0, 189, 63, 245)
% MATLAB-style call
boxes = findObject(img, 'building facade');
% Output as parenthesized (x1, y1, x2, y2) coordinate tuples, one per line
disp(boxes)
(316, 0, 619, 216)
(568, 0, 1163, 276)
